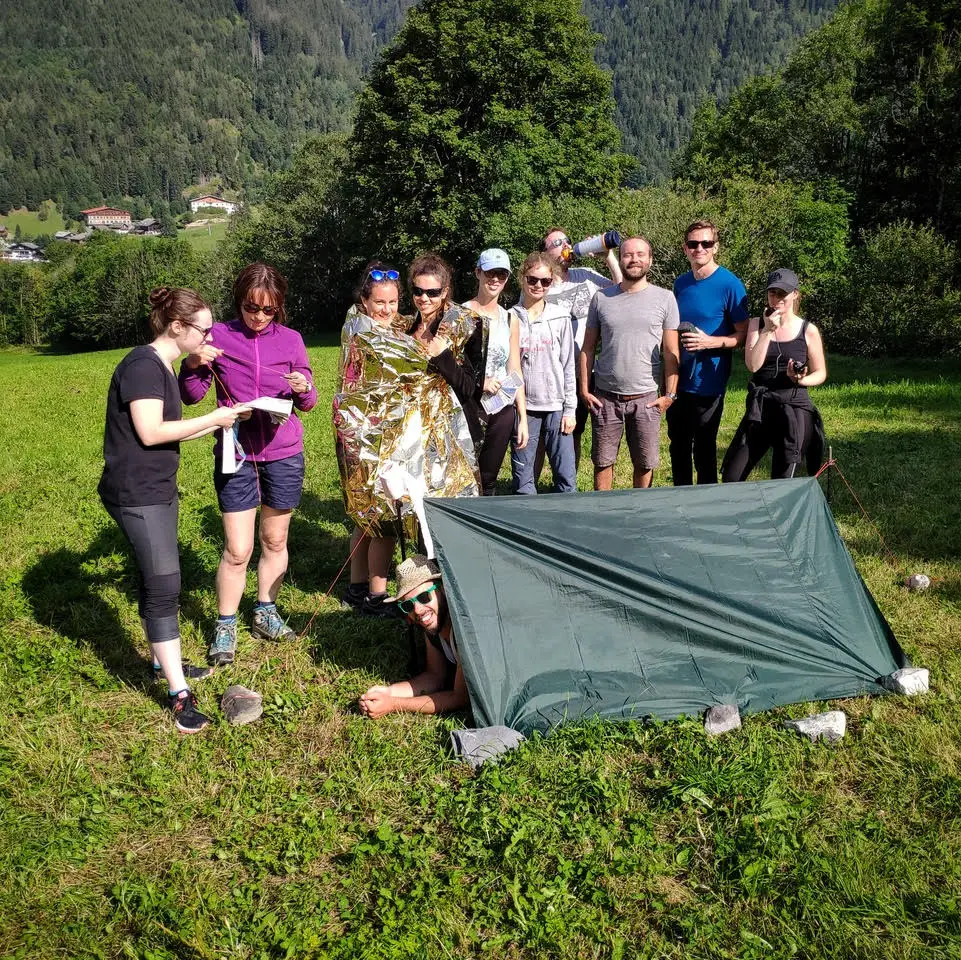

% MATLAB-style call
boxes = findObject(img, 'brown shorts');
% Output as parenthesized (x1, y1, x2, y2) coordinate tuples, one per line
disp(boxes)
(591, 389, 662, 470)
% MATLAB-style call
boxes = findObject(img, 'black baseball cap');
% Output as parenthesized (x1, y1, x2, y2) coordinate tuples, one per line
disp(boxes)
(767, 268, 799, 293)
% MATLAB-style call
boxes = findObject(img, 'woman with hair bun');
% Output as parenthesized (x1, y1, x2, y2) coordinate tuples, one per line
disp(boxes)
(99, 287, 250, 734)
(179, 263, 316, 666)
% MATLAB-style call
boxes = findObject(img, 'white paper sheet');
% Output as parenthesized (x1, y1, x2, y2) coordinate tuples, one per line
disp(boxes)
(220, 397, 294, 475)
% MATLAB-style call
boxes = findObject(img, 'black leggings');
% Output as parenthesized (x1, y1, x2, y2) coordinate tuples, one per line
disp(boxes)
(102, 499, 181, 643)
(721, 413, 814, 481)
(667, 392, 725, 485)
(477, 406, 516, 496)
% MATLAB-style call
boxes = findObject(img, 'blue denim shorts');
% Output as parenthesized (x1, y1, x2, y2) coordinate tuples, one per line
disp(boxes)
(215, 453, 305, 513)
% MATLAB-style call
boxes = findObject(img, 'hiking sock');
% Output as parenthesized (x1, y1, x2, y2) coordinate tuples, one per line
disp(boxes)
(253, 601, 276, 613)
(218, 613, 238, 626)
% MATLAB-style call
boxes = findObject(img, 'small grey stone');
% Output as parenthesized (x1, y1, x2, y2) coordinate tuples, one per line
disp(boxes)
(882, 667, 930, 696)
(783, 710, 846, 743)
(704, 704, 741, 736)
(221, 685, 263, 726)
(905, 573, 931, 592)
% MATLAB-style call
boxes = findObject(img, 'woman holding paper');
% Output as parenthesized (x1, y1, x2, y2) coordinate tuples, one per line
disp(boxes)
(179, 263, 316, 667)
(99, 287, 250, 734)
(462, 248, 528, 495)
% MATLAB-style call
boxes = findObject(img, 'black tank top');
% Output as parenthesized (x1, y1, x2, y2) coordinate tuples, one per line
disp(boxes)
(754, 320, 809, 391)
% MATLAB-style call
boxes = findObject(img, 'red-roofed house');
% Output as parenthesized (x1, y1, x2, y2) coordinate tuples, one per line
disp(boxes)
(189, 195, 238, 216)
(81, 206, 132, 230)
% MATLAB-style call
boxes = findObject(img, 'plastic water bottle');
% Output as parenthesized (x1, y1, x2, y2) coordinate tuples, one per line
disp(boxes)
(572, 230, 622, 258)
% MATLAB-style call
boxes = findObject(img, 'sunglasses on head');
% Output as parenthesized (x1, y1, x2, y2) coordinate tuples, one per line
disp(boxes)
(545, 237, 570, 249)
(242, 302, 280, 317)
(368, 269, 400, 283)
(397, 582, 439, 614)
(685, 239, 716, 250)
(412, 285, 444, 298)
(525, 275, 553, 288)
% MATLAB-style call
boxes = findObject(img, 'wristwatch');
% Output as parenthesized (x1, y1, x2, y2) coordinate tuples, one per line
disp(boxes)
(666, 392, 677, 401)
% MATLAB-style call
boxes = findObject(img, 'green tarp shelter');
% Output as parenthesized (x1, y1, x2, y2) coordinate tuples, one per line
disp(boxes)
(423, 478, 906, 735)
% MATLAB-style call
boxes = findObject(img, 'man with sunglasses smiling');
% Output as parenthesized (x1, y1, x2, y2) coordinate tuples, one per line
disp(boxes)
(668, 219, 749, 486)
(358, 555, 468, 720)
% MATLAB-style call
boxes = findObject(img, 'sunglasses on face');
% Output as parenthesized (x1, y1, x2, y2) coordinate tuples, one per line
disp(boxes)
(368, 269, 400, 283)
(397, 582, 439, 614)
(242, 302, 280, 317)
(412, 285, 444, 298)
(525, 275, 553, 288)
(183, 320, 213, 336)
(685, 240, 717, 250)
(545, 237, 570, 249)
(483, 269, 510, 282)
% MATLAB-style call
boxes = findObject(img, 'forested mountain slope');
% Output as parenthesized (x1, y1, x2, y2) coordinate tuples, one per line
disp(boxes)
(0, 0, 835, 212)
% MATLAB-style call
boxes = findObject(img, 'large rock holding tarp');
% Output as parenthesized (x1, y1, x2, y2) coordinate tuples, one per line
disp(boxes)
(424, 479, 907, 736)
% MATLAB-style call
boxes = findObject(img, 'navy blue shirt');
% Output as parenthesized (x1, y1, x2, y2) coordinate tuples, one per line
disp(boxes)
(674, 266, 748, 396)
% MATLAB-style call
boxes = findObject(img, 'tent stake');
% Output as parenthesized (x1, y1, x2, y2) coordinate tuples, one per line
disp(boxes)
(396, 499, 420, 677)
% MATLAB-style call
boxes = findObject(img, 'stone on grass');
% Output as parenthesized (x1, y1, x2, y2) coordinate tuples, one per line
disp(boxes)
(221, 685, 264, 726)
(783, 710, 846, 743)
(704, 704, 741, 736)
(882, 667, 930, 696)
(905, 573, 931, 592)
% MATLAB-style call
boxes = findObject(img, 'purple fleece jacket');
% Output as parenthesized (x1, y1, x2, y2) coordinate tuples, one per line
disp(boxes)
(178, 317, 317, 463)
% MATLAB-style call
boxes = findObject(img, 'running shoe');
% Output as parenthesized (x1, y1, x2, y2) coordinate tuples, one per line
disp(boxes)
(169, 689, 211, 734)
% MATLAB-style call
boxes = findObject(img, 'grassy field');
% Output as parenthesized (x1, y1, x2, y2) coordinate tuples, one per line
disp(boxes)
(180, 220, 229, 252)
(2, 343, 960, 959)
(1, 206, 70, 238)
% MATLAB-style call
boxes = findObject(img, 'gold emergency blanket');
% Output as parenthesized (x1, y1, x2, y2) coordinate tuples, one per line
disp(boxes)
(333, 305, 480, 539)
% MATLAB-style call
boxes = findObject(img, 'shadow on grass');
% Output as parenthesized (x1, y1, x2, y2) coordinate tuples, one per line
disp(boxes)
(20, 524, 210, 703)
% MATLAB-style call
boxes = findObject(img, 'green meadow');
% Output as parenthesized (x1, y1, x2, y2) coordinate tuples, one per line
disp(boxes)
(180, 220, 229, 252)
(0, 206, 70, 238)
(2, 342, 960, 959)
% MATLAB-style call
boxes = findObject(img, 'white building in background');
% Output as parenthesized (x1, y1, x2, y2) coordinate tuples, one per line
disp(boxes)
(190, 195, 238, 216)
(2, 242, 47, 263)
(81, 206, 132, 230)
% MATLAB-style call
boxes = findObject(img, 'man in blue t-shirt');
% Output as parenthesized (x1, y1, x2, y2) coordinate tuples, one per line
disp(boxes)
(668, 219, 749, 485)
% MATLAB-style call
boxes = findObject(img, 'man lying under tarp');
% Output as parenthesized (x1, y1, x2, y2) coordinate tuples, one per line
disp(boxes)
(415, 478, 908, 737)
(358, 555, 468, 719)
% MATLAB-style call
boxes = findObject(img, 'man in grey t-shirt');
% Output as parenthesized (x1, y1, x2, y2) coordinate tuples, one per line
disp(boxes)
(580, 236, 680, 490)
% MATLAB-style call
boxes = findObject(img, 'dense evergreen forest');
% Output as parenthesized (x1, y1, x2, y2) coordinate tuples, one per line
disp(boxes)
(0, 0, 835, 212)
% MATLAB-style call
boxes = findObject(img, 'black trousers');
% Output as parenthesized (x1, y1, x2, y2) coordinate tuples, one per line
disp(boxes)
(721, 411, 814, 481)
(478, 405, 516, 496)
(666, 392, 725, 486)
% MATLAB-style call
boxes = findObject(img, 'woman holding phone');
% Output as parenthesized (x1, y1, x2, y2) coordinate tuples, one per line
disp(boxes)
(721, 268, 827, 481)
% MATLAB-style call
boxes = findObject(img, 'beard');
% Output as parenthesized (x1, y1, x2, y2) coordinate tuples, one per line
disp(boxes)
(623, 263, 649, 281)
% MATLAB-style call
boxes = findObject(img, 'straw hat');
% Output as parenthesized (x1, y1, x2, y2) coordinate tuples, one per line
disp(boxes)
(387, 554, 442, 602)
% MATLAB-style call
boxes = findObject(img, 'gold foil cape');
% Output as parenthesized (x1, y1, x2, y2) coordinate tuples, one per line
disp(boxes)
(333, 305, 480, 539)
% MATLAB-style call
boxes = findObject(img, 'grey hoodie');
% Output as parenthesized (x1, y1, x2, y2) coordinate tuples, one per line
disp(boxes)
(512, 301, 576, 417)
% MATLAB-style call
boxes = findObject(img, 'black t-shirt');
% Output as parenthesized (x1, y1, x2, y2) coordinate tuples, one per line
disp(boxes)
(98, 346, 182, 506)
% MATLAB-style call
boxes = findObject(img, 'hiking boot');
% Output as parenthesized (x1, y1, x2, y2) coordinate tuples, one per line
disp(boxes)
(208, 620, 238, 666)
(360, 593, 400, 619)
(169, 689, 211, 734)
(251, 605, 296, 642)
(153, 662, 214, 683)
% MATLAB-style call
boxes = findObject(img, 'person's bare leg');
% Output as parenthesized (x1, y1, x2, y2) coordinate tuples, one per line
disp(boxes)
(349, 527, 370, 583)
(257, 506, 293, 602)
(633, 467, 653, 489)
(368, 536, 396, 595)
(152, 638, 187, 693)
(594, 465, 614, 491)
(216, 509, 256, 615)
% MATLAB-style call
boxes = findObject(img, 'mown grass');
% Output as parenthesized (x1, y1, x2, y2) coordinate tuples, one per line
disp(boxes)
(1, 342, 960, 959)
(180, 221, 229, 252)
(1, 206, 70, 238)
